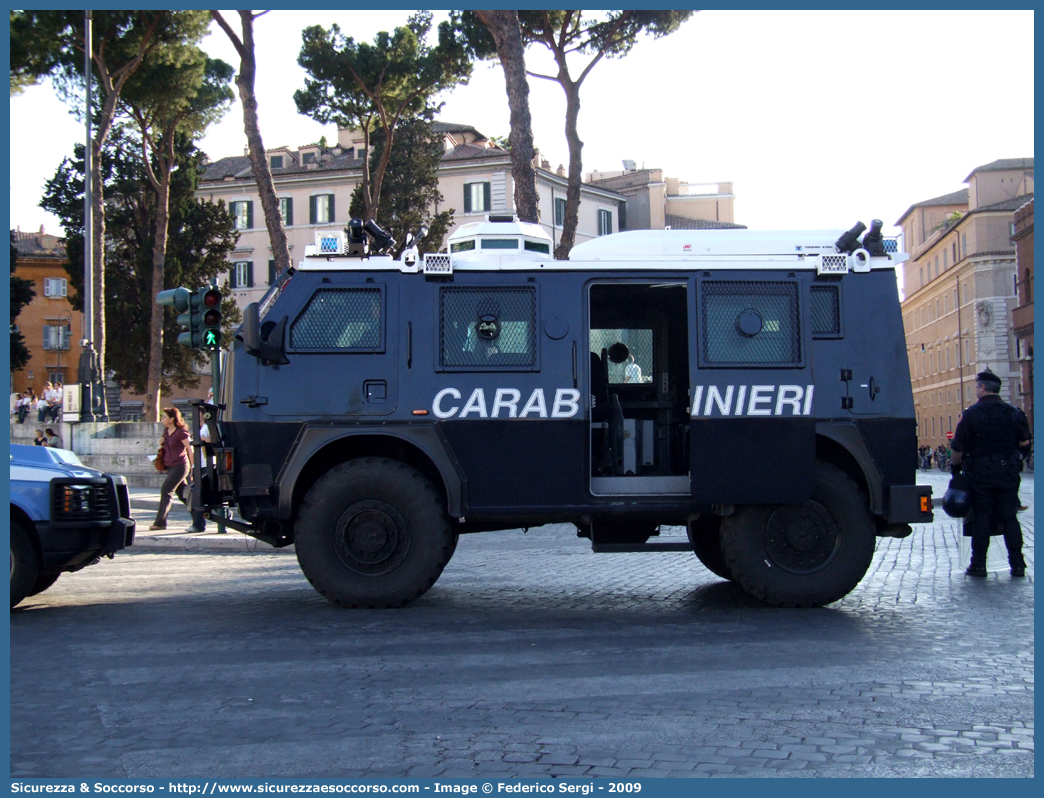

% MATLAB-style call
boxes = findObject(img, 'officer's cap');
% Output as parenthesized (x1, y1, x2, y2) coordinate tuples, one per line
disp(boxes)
(976, 369, 1001, 390)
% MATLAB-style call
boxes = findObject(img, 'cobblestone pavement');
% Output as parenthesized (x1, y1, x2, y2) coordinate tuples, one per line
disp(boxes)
(10, 472, 1032, 778)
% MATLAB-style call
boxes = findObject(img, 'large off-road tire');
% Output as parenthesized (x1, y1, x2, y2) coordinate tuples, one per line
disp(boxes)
(721, 462, 875, 607)
(28, 572, 60, 597)
(295, 458, 456, 608)
(688, 515, 732, 581)
(11, 519, 39, 609)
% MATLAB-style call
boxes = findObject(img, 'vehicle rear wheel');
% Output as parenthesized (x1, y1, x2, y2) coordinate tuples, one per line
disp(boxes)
(721, 462, 875, 607)
(688, 515, 732, 581)
(295, 458, 456, 608)
(11, 519, 39, 609)
(28, 572, 60, 597)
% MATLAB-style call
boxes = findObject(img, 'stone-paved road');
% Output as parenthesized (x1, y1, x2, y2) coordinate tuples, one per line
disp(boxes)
(10, 472, 1032, 778)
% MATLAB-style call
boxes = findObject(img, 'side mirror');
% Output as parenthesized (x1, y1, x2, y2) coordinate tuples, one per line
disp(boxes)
(241, 302, 261, 356)
(260, 315, 290, 366)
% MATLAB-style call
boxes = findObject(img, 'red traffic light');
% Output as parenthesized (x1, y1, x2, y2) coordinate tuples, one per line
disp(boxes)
(203, 288, 221, 308)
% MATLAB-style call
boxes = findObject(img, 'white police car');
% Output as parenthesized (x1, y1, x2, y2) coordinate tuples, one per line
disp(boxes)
(10, 444, 135, 607)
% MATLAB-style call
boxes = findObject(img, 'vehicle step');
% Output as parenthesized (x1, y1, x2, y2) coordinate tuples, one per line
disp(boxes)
(592, 541, 693, 553)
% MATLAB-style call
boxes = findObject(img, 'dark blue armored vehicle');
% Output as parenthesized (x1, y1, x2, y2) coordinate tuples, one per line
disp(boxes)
(196, 217, 932, 608)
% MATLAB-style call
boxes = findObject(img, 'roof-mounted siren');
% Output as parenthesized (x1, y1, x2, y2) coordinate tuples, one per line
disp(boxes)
(832, 220, 873, 273)
(315, 229, 346, 257)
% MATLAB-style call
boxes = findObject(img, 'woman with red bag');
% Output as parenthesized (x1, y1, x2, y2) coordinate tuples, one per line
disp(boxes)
(149, 407, 193, 531)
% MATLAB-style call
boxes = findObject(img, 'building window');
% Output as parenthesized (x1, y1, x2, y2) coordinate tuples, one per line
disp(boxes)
(302, 151, 317, 165)
(598, 209, 612, 236)
(952, 242, 957, 263)
(231, 261, 254, 289)
(943, 249, 948, 269)
(551, 197, 567, 227)
(270, 155, 283, 169)
(919, 267, 923, 288)
(230, 200, 253, 230)
(268, 259, 277, 286)
(962, 233, 967, 258)
(43, 277, 67, 297)
(309, 194, 334, 225)
(42, 324, 71, 350)
(280, 197, 293, 227)
(463, 182, 491, 214)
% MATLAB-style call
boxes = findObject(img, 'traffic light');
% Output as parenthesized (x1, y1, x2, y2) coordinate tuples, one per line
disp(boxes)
(201, 288, 222, 350)
(156, 286, 222, 350)
(156, 287, 198, 348)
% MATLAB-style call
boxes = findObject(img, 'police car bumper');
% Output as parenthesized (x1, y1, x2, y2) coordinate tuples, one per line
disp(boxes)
(888, 484, 934, 524)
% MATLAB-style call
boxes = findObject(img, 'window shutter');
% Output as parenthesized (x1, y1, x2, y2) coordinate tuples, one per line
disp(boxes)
(247, 262, 254, 288)
(285, 198, 293, 226)
(43, 278, 51, 297)
(229, 266, 237, 290)
(463, 185, 472, 214)
(483, 183, 491, 212)
(42, 326, 52, 350)
(246, 201, 254, 229)
(309, 196, 317, 225)
(60, 278, 67, 296)
(327, 194, 335, 223)
(268, 260, 277, 285)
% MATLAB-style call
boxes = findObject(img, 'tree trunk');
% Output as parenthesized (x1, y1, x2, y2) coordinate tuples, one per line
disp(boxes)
(144, 170, 170, 423)
(235, 11, 292, 275)
(476, 10, 538, 224)
(554, 80, 583, 260)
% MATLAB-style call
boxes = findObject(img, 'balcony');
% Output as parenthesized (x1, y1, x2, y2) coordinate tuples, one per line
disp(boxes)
(1012, 303, 1034, 336)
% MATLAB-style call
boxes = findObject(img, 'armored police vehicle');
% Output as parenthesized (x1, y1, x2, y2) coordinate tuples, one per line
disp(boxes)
(196, 216, 932, 608)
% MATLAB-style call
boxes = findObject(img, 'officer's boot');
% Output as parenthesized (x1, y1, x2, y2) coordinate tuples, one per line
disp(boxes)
(1009, 553, 1027, 578)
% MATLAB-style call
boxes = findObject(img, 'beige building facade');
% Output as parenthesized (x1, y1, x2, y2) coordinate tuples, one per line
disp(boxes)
(196, 122, 628, 311)
(897, 158, 1034, 448)
(585, 167, 741, 231)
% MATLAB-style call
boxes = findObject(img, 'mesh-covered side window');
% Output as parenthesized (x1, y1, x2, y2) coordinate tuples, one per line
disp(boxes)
(440, 286, 536, 368)
(701, 281, 800, 366)
(810, 284, 842, 337)
(289, 288, 382, 349)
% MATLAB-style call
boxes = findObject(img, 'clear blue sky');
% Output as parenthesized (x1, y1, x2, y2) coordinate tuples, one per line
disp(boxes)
(10, 10, 1034, 240)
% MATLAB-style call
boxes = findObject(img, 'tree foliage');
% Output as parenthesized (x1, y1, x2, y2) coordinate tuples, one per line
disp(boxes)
(10, 10, 212, 378)
(10, 232, 35, 373)
(296, 12, 473, 222)
(121, 49, 234, 419)
(40, 128, 240, 396)
(456, 10, 694, 257)
(348, 115, 455, 254)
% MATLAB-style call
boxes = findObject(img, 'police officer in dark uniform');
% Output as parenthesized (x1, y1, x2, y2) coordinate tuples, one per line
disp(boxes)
(950, 369, 1032, 577)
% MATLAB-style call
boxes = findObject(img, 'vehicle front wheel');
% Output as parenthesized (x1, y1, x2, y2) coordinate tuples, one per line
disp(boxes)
(721, 462, 875, 607)
(28, 572, 60, 597)
(295, 458, 456, 608)
(11, 519, 39, 609)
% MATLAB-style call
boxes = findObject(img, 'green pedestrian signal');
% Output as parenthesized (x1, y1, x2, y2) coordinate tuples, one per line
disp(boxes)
(200, 288, 223, 351)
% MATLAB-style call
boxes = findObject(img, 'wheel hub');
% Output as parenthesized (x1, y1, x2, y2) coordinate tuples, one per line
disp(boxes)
(764, 502, 839, 574)
(334, 500, 410, 576)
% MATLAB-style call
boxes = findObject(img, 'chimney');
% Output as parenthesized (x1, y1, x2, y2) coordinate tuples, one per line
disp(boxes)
(541, 159, 551, 170)
(556, 164, 566, 177)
